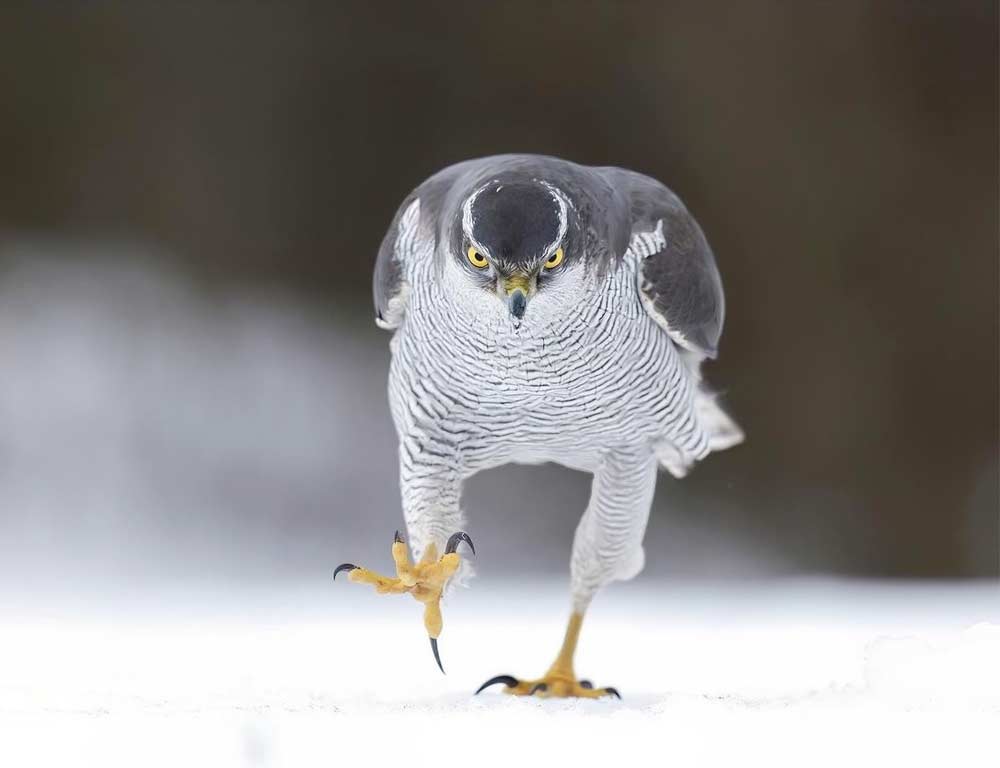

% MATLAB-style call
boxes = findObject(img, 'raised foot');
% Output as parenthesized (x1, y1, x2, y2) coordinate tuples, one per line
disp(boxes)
(475, 672, 620, 699)
(335, 531, 475, 673)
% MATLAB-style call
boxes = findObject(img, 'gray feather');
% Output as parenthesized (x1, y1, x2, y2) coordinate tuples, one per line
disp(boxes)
(372, 160, 480, 329)
(374, 156, 723, 357)
(374, 155, 635, 329)
(374, 154, 741, 613)
(601, 169, 724, 358)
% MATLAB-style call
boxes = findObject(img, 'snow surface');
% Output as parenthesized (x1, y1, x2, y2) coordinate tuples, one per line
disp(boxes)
(1, 579, 998, 767)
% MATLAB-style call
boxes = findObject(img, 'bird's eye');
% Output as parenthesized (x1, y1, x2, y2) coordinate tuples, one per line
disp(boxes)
(467, 247, 489, 269)
(544, 247, 565, 269)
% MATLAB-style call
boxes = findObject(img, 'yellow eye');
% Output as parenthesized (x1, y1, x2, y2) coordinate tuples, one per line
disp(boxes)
(544, 247, 564, 269)
(467, 247, 489, 268)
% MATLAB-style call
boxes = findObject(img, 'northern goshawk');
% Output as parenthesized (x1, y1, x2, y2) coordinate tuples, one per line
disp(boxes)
(336, 154, 743, 698)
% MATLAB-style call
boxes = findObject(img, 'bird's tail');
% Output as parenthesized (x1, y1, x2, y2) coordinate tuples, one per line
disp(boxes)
(695, 391, 744, 453)
(655, 390, 744, 478)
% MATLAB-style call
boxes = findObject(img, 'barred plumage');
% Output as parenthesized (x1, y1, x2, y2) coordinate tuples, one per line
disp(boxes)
(376, 155, 742, 612)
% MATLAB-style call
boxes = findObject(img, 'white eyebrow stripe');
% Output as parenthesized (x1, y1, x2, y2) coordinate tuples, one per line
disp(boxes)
(538, 180, 569, 257)
(461, 182, 492, 258)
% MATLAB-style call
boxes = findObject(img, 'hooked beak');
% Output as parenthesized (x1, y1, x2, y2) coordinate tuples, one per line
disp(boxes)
(502, 273, 534, 319)
(508, 289, 527, 319)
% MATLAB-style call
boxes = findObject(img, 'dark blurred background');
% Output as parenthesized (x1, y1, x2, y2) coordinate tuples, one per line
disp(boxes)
(0, 1, 996, 589)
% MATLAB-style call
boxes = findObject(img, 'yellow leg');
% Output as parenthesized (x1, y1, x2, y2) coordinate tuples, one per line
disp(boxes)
(476, 611, 620, 699)
(335, 531, 473, 673)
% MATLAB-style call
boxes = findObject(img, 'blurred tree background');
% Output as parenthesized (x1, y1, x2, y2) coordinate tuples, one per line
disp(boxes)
(0, 1, 996, 582)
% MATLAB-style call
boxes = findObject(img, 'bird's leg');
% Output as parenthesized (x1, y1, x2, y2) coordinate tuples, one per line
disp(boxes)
(476, 452, 655, 700)
(475, 611, 620, 699)
(335, 531, 474, 673)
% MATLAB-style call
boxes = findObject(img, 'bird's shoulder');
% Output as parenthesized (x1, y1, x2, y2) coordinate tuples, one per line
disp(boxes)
(372, 159, 481, 329)
(590, 167, 726, 359)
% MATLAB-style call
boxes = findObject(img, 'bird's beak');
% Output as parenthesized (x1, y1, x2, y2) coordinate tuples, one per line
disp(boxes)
(502, 273, 534, 319)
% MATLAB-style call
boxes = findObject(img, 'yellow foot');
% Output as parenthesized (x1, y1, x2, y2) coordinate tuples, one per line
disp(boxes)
(475, 672, 620, 699)
(474, 612, 620, 699)
(334, 530, 474, 673)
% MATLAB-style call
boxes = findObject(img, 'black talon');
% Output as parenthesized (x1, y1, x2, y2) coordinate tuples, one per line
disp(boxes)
(333, 563, 357, 580)
(475, 675, 519, 694)
(529, 683, 548, 695)
(604, 687, 622, 699)
(394, 530, 403, 543)
(429, 637, 445, 675)
(445, 531, 475, 556)
(579, 680, 593, 689)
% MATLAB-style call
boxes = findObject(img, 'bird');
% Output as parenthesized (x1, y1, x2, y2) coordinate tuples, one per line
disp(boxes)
(335, 154, 743, 698)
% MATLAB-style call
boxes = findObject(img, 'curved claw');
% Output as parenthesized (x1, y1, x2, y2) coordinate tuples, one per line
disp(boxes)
(579, 680, 593, 689)
(529, 683, 548, 695)
(394, 530, 403, 544)
(475, 675, 519, 695)
(603, 687, 621, 699)
(445, 531, 475, 556)
(333, 563, 357, 580)
(429, 637, 445, 674)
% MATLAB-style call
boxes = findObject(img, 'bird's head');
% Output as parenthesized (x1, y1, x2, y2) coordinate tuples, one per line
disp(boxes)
(447, 179, 583, 322)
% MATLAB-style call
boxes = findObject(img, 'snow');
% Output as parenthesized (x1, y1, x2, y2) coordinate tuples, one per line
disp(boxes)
(1, 579, 997, 767)
(0, 251, 996, 765)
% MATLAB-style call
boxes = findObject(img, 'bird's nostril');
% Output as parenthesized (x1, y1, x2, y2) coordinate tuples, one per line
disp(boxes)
(509, 289, 527, 319)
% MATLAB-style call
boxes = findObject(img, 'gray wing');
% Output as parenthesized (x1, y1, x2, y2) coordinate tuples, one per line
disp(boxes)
(599, 168, 725, 358)
(373, 160, 479, 329)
